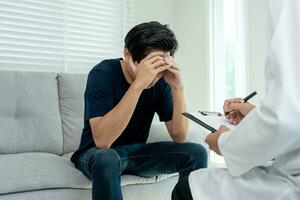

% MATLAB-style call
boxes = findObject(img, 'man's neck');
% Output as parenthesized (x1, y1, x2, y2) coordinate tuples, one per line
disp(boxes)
(120, 60, 134, 84)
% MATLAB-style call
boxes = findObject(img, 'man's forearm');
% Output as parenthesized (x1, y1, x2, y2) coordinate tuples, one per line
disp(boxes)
(93, 84, 142, 148)
(170, 87, 189, 142)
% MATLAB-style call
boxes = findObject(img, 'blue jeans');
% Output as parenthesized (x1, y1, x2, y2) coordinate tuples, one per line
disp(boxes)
(75, 142, 207, 200)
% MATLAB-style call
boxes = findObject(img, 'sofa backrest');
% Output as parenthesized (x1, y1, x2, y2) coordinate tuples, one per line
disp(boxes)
(0, 70, 170, 156)
(58, 73, 87, 154)
(0, 70, 63, 155)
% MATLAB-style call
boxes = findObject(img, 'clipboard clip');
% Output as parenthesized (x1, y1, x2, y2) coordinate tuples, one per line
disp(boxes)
(199, 111, 222, 116)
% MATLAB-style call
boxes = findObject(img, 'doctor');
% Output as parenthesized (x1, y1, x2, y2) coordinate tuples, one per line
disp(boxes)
(172, 0, 300, 199)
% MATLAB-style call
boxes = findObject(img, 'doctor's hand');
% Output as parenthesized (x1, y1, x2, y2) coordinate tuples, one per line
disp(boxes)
(223, 98, 256, 125)
(205, 125, 230, 155)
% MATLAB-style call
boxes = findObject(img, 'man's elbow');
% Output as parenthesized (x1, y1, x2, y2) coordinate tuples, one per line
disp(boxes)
(171, 130, 188, 143)
(173, 136, 187, 143)
(94, 138, 112, 149)
(91, 126, 112, 149)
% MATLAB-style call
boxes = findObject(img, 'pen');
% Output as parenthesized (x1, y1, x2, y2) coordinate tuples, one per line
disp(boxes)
(242, 91, 257, 103)
(224, 91, 257, 115)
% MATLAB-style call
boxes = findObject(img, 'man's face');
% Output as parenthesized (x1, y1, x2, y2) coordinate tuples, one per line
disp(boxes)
(134, 51, 171, 89)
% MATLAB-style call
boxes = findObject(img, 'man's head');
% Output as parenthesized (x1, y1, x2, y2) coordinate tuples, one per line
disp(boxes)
(124, 21, 178, 63)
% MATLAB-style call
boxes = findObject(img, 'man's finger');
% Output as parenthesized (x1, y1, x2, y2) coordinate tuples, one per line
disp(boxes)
(165, 67, 179, 75)
(154, 64, 171, 74)
(144, 56, 165, 64)
(152, 58, 168, 68)
(164, 56, 176, 64)
(142, 51, 165, 62)
(165, 60, 180, 70)
(168, 64, 180, 71)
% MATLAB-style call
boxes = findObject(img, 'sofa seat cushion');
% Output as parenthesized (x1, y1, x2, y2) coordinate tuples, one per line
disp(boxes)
(1, 153, 177, 195)
(0, 153, 91, 195)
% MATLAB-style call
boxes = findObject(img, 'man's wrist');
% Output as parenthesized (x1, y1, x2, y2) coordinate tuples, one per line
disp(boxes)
(130, 82, 144, 95)
(171, 85, 184, 93)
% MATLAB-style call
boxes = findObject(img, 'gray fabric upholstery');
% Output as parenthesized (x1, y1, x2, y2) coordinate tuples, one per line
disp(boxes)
(122, 175, 178, 200)
(0, 70, 203, 199)
(0, 176, 178, 200)
(57, 73, 87, 154)
(0, 189, 91, 200)
(0, 71, 63, 155)
(148, 117, 205, 145)
(0, 151, 177, 195)
(0, 153, 91, 195)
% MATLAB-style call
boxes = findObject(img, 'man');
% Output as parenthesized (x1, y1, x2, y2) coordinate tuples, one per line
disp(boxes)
(71, 21, 208, 200)
(172, 0, 300, 199)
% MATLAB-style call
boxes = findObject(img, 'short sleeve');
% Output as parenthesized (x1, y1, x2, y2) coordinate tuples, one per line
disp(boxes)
(84, 69, 114, 121)
(156, 81, 173, 122)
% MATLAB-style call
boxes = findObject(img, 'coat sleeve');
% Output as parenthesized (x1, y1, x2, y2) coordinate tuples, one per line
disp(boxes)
(218, 0, 300, 177)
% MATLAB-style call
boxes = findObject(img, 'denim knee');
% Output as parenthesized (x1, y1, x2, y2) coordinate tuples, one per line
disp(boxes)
(89, 149, 121, 178)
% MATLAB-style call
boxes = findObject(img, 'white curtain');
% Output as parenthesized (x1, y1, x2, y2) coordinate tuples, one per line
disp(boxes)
(209, 0, 247, 165)
(0, 0, 135, 73)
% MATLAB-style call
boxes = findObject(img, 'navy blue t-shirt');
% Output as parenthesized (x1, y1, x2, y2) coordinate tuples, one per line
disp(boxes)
(71, 58, 173, 163)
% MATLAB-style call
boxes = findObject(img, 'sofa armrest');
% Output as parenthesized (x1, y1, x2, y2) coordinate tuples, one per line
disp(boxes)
(147, 121, 171, 143)
(147, 120, 209, 148)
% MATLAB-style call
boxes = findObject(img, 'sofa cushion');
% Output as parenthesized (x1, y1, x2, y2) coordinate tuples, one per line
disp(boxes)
(0, 153, 91, 195)
(57, 73, 87, 154)
(0, 177, 179, 200)
(0, 70, 63, 155)
(0, 152, 177, 195)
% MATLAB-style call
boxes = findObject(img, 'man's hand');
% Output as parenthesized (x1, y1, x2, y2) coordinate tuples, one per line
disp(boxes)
(205, 125, 230, 155)
(163, 56, 183, 90)
(223, 98, 256, 125)
(131, 52, 171, 91)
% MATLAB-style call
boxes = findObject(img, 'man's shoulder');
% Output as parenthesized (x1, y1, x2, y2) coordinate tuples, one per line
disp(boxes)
(91, 58, 120, 73)
(88, 58, 121, 80)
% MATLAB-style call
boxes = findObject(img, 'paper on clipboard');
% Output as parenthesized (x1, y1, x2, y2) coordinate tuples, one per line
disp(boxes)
(183, 112, 236, 139)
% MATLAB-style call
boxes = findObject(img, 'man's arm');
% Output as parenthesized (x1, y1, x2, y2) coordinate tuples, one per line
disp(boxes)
(163, 57, 188, 143)
(165, 87, 189, 143)
(90, 84, 142, 149)
(91, 52, 171, 149)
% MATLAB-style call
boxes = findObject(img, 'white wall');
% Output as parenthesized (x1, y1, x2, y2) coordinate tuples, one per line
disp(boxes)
(136, 0, 210, 112)
(173, 0, 210, 111)
(247, 0, 269, 104)
(135, 0, 174, 26)
(135, 0, 269, 108)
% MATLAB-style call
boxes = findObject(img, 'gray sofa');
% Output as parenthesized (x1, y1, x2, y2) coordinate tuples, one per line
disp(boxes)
(0, 70, 205, 200)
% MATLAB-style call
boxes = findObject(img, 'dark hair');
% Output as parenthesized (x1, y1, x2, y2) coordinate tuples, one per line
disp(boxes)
(124, 21, 178, 62)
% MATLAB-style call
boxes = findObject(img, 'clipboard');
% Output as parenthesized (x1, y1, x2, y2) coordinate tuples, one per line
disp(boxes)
(182, 112, 217, 132)
(182, 111, 236, 132)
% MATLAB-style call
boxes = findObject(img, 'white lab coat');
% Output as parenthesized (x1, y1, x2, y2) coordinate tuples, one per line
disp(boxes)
(189, 0, 300, 199)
